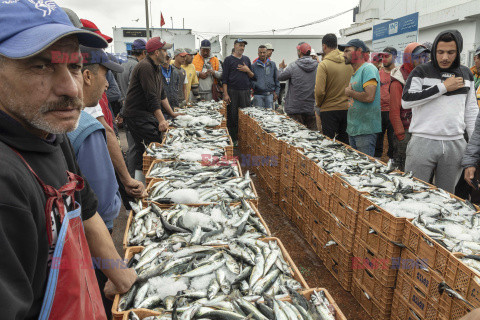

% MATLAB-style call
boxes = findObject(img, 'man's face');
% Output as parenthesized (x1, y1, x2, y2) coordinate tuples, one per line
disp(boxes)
(474, 55, 480, 69)
(234, 43, 245, 55)
(0, 36, 83, 136)
(83, 65, 108, 108)
(343, 46, 355, 64)
(382, 53, 394, 68)
(267, 49, 273, 58)
(436, 41, 457, 69)
(258, 48, 267, 62)
(155, 48, 167, 65)
(175, 55, 186, 65)
(412, 53, 428, 68)
(201, 48, 210, 59)
(186, 54, 193, 64)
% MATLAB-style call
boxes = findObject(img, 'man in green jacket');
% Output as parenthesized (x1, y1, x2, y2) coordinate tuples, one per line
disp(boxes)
(314, 34, 353, 144)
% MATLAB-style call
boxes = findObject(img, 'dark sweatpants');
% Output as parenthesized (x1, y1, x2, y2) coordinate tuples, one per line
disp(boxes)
(319, 109, 349, 144)
(375, 111, 394, 158)
(288, 113, 317, 131)
(124, 116, 163, 171)
(227, 88, 251, 142)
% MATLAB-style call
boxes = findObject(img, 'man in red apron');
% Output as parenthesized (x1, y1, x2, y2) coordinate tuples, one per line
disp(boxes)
(0, 1, 137, 319)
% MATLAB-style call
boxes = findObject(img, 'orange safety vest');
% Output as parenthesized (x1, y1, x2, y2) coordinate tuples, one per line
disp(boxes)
(193, 54, 220, 72)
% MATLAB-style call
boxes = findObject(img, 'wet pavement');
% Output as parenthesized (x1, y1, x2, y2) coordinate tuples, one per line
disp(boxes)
(111, 131, 371, 319)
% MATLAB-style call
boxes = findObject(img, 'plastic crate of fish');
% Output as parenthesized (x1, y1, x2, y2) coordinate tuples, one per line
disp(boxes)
(402, 219, 451, 276)
(330, 173, 366, 213)
(390, 292, 449, 320)
(295, 151, 313, 175)
(280, 154, 295, 179)
(281, 140, 297, 163)
(352, 267, 395, 309)
(123, 201, 271, 249)
(142, 142, 162, 174)
(291, 200, 307, 231)
(296, 288, 348, 320)
(328, 196, 357, 233)
(394, 271, 447, 320)
(311, 200, 327, 236)
(357, 195, 408, 243)
(279, 198, 293, 220)
(351, 232, 400, 288)
(279, 183, 293, 204)
(312, 162, 335, 193)
(440, 287, 474, 320)
(268, 134, 283, 157)
(311, 182, 331, 212)
(351, 278, 393, 320)
(324, 210, 355, 252)
(400, 248, 445, 303)
(113, 237, 310, 319)
(444, 253, 480, 309)
(319, 228, 353, 291)
(309, 228, 324, 260)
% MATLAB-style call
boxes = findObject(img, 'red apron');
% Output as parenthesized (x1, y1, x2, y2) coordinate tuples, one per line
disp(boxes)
(10, 149, 107, 320)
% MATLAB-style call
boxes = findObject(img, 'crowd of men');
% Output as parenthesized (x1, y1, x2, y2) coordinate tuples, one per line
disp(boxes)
(1, 1, 480, 319)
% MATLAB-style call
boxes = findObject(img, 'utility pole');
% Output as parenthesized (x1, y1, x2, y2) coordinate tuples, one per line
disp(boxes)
(171, 17, 173, 29)
(144, 0, 150, 39)
(183, 18, 184, 29)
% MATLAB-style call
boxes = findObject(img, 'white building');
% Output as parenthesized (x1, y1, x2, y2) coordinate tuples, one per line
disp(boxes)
(111, 27, 195, 59)
(339, 0, 480, 66)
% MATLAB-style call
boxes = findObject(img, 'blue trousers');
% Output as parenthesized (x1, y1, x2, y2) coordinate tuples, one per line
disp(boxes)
(349, 133, 377, 157)
(252, 94, 274, 109)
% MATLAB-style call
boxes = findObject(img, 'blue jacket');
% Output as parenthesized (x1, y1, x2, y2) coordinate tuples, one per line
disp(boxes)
(251, 59, 280, 96)
(67, 111, 121, 229)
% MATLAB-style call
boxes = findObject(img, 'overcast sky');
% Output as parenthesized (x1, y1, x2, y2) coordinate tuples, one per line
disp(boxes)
(60, 0, 359, 46)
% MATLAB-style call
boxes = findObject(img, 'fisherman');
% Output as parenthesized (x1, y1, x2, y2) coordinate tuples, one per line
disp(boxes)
(172, 48, 189, 106)
(389, 43, 430, 171)
(278, 42, 319, 130)
(0, 2, 136, 318)
(340, 38, 381, 157)
(314, 33, 353, 143)
(251, 45, 280, 109)
(402, 30, 478, 194)
(193, 39, 223, 101)
(222, 38, 254, 144)
(183, 48, 200, 102)
(123, 37, 180, 183)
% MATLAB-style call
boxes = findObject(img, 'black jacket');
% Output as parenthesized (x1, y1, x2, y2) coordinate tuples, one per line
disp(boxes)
(0, 110, 98, 319)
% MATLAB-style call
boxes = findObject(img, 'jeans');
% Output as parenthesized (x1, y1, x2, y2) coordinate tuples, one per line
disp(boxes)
(252, 94, 274, 109)
(349, 134, 377, 157)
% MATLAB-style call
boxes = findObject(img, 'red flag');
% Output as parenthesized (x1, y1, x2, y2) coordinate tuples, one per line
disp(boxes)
(160, 12, 165, 27)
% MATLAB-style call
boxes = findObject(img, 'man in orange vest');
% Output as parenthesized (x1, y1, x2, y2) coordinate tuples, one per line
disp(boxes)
(193, 40, 223, 101)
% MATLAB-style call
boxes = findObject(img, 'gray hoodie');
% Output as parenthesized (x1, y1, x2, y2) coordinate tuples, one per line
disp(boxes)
(278, 56, 318, 115)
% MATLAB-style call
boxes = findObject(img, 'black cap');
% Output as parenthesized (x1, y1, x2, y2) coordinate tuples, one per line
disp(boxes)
(234, 38, 248, 45)
(383, 46, 398, 56)
(200, 39, 211, 48)
(412, 45, 430, 56)
(80, 46, 124, 73)
(338, 39, 368, 52)
(475, 45, 480, 57)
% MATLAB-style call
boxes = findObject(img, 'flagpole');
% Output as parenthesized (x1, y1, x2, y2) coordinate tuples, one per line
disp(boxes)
(145, 0, 150, 40)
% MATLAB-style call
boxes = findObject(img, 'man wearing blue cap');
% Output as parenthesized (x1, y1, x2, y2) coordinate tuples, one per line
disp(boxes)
(193, 39, 223, 101)
(339, 38, 381, 157)
(118, 39, 147, 99)
(0, 1, 136, 318)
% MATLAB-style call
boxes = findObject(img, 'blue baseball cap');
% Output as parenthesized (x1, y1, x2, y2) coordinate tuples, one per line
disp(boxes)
(132, 39, 146, 51)
(0, 0, 107, 59)
(80, 46, 124, 73)
(234, 38, 248, 45)
(338, 39, 368, 52)
(200, 40, 211, 48)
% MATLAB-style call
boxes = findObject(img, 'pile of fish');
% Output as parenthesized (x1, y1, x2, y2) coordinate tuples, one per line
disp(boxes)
(170, 104, 225, 128)
(118, 239, 306, 315)
(457, 255, 480, 274)
(147, 161, 240, 181)
(145, 144, 227, 162)
(165, 128, 230, 147)
(147, 172, 256, 204)
(126, 289, 335, 320)
(127, 200, 269, 247)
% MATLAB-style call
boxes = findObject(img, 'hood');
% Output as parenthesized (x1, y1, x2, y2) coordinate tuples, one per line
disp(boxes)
(295, 56, 318, 73)
(324, 49, 344, 64)
(402, 42, 423, 75)
(390, 66, 406, 85)
(431, 30, 463, 72)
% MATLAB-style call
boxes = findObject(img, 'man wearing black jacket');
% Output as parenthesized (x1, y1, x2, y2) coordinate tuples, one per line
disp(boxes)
(0, 2, 136, 318)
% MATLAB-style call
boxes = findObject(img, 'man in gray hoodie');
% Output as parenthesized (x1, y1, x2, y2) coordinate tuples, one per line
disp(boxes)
(278, 42, 319, 130)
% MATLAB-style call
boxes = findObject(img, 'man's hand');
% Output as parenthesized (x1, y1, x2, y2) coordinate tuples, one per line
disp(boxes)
(397, 133, 405, 141)
(124, 178, 147, 198)
(115, 114, 123, 125)
(172, 112, 184, 118)
(158, 119, 169, 132)
(279, 60, 286, 69)
(237, 63, 250, 73)
(104, 268, 137, 300)
(345, 84, 354, 97)
(198, 72, 208, 79)
(465, 167, 478, 188)
(206, 70, 215, 76)
(273, 92, 278, 102)
(224, 93, 231, 104)
(444, 76, 464, 92)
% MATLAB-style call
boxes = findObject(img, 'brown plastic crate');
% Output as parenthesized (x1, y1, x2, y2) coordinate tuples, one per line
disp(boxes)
(352, 267, 395, 308)
(279, 184, 293, 204)
(312, 162, 334, 193)
(295, 151, 312, 174)
(311, 200, 328, 231)
(390, 292, 449, 320)
(400, 248, 445, 303)
(356, 218, 403, 262)
(329, 195, 357, 232)
(394, 271, 447, 320)
(142, 142, 162, 174)
(279, 200, 292, 220)
(351, 278, 393, 319)
(440, 289, 473, 320)
(445, 253, 480, 308)
(311, 182, 330, 211)
(298, 288, 347, 320)
(324, 210, 355, 252)
(357, 195, 407, 243)
(330, 173, 366, 212)
(352, 233, 400, 288)
(402, 220, 451, 276)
